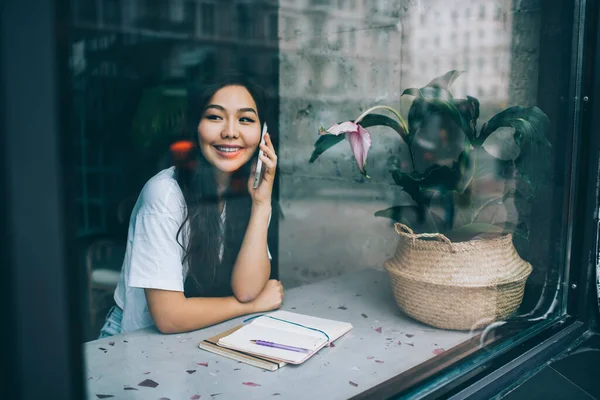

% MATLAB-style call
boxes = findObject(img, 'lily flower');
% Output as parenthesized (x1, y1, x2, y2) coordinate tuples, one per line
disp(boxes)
(319, 121, 372, 176)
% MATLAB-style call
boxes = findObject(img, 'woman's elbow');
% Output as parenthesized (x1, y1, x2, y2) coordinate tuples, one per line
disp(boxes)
(154, 316, 179, 334)
(234, 291, 258, 303)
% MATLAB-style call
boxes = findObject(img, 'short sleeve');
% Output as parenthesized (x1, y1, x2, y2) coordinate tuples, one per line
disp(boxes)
(128, 213, 185, 292)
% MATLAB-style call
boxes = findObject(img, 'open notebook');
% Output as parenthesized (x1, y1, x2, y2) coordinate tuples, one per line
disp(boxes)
(215, 310, 353, 365)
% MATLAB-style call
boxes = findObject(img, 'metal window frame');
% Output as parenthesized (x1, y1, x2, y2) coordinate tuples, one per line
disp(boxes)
(1, 1, 597, 399)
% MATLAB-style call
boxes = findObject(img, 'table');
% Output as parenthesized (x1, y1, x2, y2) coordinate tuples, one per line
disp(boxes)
(84, 269, 472, 399)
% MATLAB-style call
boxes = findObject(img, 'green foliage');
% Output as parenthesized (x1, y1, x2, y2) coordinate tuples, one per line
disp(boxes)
(310, 71, 551, 241)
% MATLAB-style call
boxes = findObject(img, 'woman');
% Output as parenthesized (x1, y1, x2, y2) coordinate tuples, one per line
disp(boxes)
(99, 74, 283, 337)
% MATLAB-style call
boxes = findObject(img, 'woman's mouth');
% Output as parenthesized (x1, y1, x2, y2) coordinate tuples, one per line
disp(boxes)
(213, 145, 244, 158)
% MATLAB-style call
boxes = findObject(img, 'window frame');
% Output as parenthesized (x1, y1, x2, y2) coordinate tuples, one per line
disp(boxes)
(2, 1, 598, 399)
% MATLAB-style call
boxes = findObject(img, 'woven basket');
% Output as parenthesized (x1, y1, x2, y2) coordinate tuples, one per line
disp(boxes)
(383, 223, 532, 331)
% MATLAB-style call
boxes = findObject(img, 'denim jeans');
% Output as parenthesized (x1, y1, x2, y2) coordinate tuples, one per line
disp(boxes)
(98, 305, 123, 339)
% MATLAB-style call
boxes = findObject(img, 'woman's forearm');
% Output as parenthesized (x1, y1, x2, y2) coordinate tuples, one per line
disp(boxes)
(230, 203, 272, 302)
(146, 289, 257, 334)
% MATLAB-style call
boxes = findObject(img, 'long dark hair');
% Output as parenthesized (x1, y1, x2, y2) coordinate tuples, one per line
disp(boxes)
(175, 73, 267, 298)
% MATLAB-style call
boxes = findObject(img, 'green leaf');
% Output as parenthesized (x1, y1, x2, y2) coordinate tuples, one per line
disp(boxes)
(374, 206, 412, 223)
(494, 222, 529, 240)
(401, 86, 454, 101)
(375, 206, 445, 233)
(359, 113, 409, 145)
(309, 134, 345, 163)
(425, 70, 464, 91)
(477, 106, 551, 192)
(391, 163, 463, 229)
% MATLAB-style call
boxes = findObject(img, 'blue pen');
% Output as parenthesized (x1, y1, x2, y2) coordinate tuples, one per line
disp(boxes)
(250, 340, 312, 354)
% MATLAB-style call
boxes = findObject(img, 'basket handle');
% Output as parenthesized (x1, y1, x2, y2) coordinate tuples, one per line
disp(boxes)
(394, 223, 453, 246)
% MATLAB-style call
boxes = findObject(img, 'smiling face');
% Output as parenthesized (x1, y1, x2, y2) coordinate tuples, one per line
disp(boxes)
(197, 85, 261, 175)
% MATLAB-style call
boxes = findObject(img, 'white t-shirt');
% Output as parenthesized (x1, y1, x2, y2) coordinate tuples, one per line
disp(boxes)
(113, 166, 270, 333)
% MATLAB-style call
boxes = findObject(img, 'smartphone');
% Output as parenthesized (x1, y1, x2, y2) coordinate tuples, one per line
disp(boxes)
(253, 122, 268, 189)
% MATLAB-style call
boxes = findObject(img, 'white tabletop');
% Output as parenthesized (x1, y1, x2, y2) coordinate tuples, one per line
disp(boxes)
(84, 269, 472, 399)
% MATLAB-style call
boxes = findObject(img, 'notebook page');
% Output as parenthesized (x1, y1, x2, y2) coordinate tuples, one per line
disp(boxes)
(254, 311, 353, 341)
(218, 323, 324, 364)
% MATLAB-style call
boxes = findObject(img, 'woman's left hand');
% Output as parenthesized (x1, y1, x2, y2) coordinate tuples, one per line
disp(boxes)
(248, 132, 277, 207)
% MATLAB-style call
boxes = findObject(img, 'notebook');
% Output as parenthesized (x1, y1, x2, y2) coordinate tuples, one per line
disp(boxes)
(215, 310, 353, 365)
(198, 325, 287, 371)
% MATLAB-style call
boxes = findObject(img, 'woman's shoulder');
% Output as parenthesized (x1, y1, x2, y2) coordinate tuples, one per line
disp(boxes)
(138, 167, 185, 217)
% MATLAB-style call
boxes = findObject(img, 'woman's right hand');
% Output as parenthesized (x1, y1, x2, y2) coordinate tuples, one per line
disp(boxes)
(251, 279, 283, 312)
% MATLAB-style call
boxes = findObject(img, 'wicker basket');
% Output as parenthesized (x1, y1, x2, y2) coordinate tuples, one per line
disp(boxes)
(383, 223, 533, 331)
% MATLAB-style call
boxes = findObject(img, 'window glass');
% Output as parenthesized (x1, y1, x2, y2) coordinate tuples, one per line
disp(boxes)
(72, 0, 575, 397)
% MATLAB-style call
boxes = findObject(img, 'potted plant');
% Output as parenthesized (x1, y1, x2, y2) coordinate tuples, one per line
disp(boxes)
(309, 71, 551, 330)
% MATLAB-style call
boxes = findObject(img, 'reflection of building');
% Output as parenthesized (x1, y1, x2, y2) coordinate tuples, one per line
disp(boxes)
(408, 0, 513, 103)
(278, 0, 405, 101)
(70, 0, 279, 236)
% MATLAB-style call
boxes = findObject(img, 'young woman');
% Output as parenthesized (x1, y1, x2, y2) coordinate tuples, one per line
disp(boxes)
(99, 74, 283, 337)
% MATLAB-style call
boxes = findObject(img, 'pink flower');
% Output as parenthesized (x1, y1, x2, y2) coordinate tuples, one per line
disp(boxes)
(320, 121, 372, 175)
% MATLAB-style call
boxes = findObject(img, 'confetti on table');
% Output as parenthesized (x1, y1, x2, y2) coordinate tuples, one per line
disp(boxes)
(143, 372, 151, 375)
(242, 382, 261, 387)
(197, 362, 209, 367)
(433, 348, 445, 355)
(367, 356, 374, 359)
(356, 294, 362, 297)
(123, 387, 138, 391)
(210, 393, 221, 397)
(209, 372, 218, 376)
(349, 381, 359, 387)
(272, 394, 281, 396)
(361, 313, 368, 318)
(159, 398, 171, 400)
(338, 306, 347, 310)
(374, 327, 382, 333)
(98, 347, 107, 353)
(405, 342, 414, 347)
(234, 368, 241, 371)
(96, 395, 114, 399)
(108, 342, 115, 346)
(398, 341, 402, 345)
(186, 370, 196, 374)
(190, 395, 201, 400)
(123, 340, 128, 343)
(329, 342, 336, 348)
(406, 334, 414, 338)
(375, 360, 384, 364)
(138, 379, 159, 388)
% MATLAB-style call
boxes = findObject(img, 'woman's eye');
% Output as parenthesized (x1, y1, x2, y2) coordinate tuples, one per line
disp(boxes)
(206, 114, 222, 120)
(240, 117, 255, 123)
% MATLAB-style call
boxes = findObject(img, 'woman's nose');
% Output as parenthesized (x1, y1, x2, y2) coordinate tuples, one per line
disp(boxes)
(221, 119, 238, 139)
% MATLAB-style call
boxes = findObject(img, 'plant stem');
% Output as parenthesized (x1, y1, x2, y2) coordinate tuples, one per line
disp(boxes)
(408, 147, 417, 172)
(354, 105, 408, 134)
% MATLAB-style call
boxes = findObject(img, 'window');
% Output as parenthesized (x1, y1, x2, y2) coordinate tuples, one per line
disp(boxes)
(269, 14, 278, 41)
(56, 1, 593, 399)
(236, 4, 254, 38)
(494, 6, 503, 21)
(201, 3, 216, 35)
(283, 16, 294, 41)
